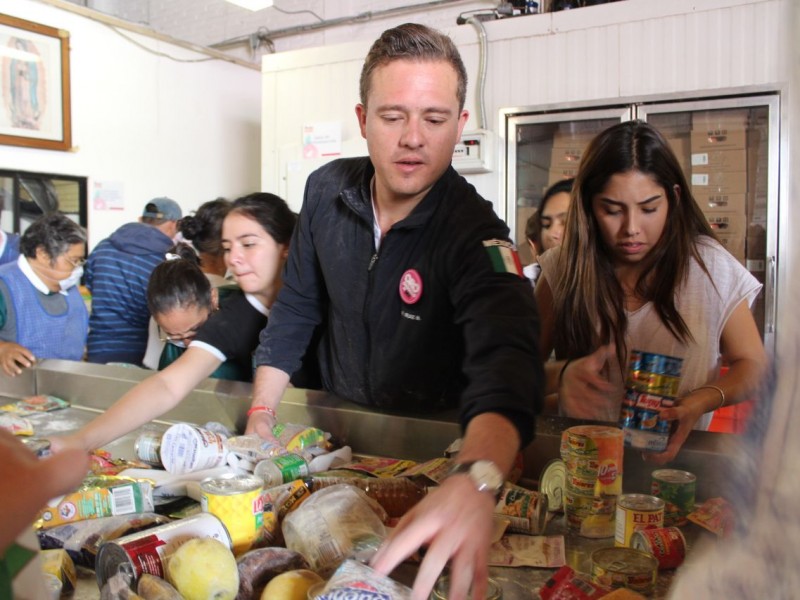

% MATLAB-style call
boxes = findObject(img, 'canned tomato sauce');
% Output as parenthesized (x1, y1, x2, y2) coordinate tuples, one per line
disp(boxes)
(200, 474, 264, 555)
(615, 494, 664, 547)
(630, 527, 687, 569)
(95, 513, 231, 587)
(591, 547, 658, 595)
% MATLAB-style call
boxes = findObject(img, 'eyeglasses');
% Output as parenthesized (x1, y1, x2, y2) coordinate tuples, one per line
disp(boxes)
(64, 256, 86, 268)
(158, 324, 203, 344)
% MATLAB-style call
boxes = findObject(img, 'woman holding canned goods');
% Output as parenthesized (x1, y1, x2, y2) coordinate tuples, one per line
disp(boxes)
(535, 120, 767, 464)
(50, 193, 299, 453)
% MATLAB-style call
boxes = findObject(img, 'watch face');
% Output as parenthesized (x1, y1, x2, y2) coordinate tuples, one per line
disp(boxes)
(471, 460, 504, 493)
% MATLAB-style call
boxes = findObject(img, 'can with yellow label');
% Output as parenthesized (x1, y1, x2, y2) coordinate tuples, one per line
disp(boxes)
(200, 474, 264, 555)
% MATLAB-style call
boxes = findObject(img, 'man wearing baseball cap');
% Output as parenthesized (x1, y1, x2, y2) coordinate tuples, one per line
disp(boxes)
(85, 197, 183, 365)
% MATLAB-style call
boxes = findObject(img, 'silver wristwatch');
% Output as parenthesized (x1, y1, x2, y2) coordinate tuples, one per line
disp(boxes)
(446, 460, 504, 502)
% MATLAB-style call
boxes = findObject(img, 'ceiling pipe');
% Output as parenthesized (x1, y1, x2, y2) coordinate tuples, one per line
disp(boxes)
(210, 0, 483, 48)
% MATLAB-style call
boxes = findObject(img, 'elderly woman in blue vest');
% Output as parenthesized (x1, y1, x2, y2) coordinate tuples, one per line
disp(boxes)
(0, 213, 88, 377)
(0, 230, 20, 265)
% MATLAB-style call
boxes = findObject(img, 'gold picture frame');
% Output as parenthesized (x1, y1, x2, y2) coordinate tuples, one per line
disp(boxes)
(0, 14, 71, 151)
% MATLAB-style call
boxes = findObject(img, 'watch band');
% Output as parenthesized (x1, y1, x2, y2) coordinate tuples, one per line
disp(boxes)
(446, 460, 504, 502)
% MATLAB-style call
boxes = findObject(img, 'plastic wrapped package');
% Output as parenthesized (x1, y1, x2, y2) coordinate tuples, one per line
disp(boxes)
(314, 560, 412, 599)
(282, 484, 387, 576)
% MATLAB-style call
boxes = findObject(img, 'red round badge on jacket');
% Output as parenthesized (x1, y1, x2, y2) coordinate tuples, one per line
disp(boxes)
(399, 269, 423, 304)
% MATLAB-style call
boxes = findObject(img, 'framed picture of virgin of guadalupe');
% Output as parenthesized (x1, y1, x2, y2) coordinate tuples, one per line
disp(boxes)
(0, 14, 71, 151)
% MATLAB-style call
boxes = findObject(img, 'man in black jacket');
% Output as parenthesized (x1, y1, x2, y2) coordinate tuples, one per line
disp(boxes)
(248, 23, 543, 600)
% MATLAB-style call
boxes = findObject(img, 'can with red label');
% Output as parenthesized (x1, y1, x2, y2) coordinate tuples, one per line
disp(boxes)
(630, 526, 687, 569)
(94, 512, 231, 587)
(615, 493, 664, 547)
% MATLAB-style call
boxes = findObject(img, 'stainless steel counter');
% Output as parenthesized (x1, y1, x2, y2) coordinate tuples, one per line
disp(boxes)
(3, 359, 736, 598)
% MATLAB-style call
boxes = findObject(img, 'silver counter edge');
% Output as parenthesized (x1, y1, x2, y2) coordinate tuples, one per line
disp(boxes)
(10, 358, 741, 499)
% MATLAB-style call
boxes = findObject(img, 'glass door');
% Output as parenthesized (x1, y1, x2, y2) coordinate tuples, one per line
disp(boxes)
(502, 106, 632, 267)
(637, 95, 780, 352)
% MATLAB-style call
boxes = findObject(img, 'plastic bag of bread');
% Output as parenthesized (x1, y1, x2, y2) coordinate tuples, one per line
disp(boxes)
(282, 484, 387, 576)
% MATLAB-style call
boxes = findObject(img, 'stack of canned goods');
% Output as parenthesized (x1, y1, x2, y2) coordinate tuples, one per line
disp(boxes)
(560, 425, 623, 538)
(620, 350, 684, 453)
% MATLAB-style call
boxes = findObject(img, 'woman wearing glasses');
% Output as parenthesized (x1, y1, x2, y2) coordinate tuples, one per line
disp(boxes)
(144, 241, 250, 381)
(0, 213, 88, 376)
(50, 193, 296, 452)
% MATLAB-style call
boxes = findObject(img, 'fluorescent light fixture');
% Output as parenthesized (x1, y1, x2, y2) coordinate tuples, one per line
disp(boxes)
(224, 0, 274, 10)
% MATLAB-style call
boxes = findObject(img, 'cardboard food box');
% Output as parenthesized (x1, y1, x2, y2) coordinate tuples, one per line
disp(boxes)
(549, 145, 585, 169)
(692, 192, 746, 214)
(692, 109, 749, 129)
(548, 167, 579, 186)
(691, 148, 747, 172)
(666, 135, 691, 171)
(691, 170, 747, 196)
(691, 128, 747, 152)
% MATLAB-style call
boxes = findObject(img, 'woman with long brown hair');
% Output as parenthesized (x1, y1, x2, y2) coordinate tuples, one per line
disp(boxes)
(536, 120, 767, 464)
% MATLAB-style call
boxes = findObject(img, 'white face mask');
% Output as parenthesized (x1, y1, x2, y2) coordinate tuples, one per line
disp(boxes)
(59, 265, 83, 292)
(167, 339, 187, 349)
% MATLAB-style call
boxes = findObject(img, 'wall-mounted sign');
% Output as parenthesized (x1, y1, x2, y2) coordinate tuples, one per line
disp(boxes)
(302, 121, 341, 159)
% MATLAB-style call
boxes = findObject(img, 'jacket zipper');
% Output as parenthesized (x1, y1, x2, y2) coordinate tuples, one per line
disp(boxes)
(363, 249, 380, 403)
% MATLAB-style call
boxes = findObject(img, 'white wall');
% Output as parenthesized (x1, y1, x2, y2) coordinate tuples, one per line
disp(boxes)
(1, 0, 262, 248)
(261, 0, 790, 214)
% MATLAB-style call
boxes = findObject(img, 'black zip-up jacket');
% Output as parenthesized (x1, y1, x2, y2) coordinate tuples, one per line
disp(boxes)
(255, 158, 542, 446)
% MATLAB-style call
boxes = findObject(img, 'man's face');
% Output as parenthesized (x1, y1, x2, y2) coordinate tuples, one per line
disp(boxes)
(356, 59, 468, 207)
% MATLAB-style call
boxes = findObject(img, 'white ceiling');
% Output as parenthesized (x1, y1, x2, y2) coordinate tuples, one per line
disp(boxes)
(61, 0, 500, 60)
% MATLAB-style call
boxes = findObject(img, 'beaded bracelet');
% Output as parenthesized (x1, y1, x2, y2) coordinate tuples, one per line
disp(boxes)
(246, 405, 277, 419)
(694, 384, 726, 411)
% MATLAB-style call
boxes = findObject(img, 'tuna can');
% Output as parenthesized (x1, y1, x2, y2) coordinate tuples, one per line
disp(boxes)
(160, 423, 228, 474)
(134, 430, 163, 467)
(615, 494, 664, 547)
(431, 575, 502, 599)
(200, 473, 264, 555)
(590, 547, 658, 595)
(496, 485, 548, 534)
(630, 527, 687, 569)
(651, 468, 696, 526)
(539, 459, 565, 513)
(95, 512, 231, 587)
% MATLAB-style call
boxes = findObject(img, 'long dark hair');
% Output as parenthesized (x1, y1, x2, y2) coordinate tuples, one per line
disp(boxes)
(228, 193, 296, 245)
(179, 198, 232, 259)
(554, 120, 717, 371)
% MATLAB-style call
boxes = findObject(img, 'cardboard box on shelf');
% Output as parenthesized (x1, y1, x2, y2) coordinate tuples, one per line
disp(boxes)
(691, 170, 747, 195)
(692, 192, 745, 214)
(692, 109, 749, 130)
(666, 135, 691, 171)
(551, 129, 598, 148)
(549, 145, 585, 169)
(715, 231, 746, 265)
(548, 167, 578, 186)
(706, 211, 746, 236)
(690, 148, 747, 172)
(691, 129, 747, 152)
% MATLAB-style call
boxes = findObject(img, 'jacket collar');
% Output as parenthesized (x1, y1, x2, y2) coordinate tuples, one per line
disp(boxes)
(339, 160, 456, 231)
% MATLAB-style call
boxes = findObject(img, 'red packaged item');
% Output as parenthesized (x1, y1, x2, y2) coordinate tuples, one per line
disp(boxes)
(538, 565, 611, 600)
(687, 497, 735, 537)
